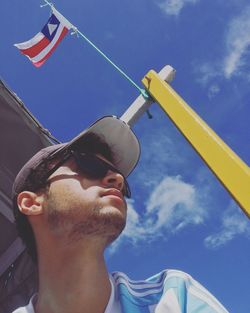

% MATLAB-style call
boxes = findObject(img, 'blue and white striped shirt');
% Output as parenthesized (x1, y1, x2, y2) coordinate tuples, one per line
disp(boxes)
(12, 269, 229, 313)
(110, 269, 228, 313)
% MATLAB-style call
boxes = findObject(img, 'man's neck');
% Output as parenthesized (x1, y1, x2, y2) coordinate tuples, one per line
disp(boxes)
(35, 240, 111, 313)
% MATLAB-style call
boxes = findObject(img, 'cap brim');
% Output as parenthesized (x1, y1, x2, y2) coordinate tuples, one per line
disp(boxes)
(55, 116, 140, 177)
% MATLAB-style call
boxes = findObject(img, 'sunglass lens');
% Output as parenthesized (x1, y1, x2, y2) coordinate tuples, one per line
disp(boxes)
(74, 153, 131, 198)
(75, 154, 108, 179)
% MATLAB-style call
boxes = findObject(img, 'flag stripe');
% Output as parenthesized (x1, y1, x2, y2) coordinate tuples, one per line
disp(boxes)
(14, 32, 44, 50)
(19, 36, 50, 58)
(32, 27, 68, 67)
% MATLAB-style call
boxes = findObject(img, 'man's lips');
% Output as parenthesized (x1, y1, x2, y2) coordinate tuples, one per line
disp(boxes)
(101, 189, 124, 201)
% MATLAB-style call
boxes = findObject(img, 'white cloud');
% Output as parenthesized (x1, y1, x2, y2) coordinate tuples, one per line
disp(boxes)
(204, 201, 250, 249)
(208, 84, 220, 99)
(158, 0, 199, 16)
(223, 6, 250, 78)
(195, 6, 250, 85)
(145, 176, 204, 231)
(193, 63, 223, 99)
(110, 176, 206, 252)
(196, 63, 219, 85)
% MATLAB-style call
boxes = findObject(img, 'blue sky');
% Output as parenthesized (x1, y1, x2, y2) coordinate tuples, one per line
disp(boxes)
(1, 0, 250, 312)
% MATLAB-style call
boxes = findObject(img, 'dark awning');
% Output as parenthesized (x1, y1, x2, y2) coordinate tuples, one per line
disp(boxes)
(0, 79, 56, 312)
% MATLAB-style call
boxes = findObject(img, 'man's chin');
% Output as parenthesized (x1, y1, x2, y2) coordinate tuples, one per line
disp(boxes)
(101, 208, 126, 233)
(99, 204, 127, 219)
(100, 196, 127, 214)
(65, 206, 126, 243)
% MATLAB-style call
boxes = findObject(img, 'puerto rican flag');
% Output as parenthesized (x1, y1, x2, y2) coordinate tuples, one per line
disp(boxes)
(14, 8, 73, 67)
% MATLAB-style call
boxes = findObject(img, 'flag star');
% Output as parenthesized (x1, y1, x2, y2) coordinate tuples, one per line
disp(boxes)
(47, 23, 58, 36)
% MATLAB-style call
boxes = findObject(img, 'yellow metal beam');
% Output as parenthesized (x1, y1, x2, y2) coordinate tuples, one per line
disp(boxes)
(142, 70, 250, 218)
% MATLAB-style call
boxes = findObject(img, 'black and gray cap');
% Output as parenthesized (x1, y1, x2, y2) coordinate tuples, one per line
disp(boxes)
(12, 116, 140, 198)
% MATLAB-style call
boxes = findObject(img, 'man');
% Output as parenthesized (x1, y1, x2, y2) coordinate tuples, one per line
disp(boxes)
(12, 116, 228, 313)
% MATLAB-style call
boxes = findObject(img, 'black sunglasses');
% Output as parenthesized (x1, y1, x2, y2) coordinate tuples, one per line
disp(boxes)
(41, 150, 131, 198)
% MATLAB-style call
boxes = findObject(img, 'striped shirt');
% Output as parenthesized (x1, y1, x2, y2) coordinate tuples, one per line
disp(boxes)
(12, 269, 228, 313)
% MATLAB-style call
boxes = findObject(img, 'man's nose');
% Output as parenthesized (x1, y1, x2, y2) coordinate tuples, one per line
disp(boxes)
(102, 170, 124, 193)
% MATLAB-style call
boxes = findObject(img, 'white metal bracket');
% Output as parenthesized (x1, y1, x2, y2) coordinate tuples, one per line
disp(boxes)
(120, 65, 176, 126)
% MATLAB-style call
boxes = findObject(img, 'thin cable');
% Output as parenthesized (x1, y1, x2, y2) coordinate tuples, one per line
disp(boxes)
(75, 28, 149, 98)
(41, 0, 149, 99)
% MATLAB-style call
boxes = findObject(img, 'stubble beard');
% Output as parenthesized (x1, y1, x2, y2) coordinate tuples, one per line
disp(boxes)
(45, 195, 126, 246)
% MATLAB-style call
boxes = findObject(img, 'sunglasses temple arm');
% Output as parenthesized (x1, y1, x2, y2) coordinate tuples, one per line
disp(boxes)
(42, 152, 72, 181)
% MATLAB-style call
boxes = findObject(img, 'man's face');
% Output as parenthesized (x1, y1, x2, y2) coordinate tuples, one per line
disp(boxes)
(42, 154, 127, 244)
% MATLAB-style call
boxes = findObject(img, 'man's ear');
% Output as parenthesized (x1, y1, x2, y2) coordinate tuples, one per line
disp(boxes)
(17, 191, 45, 216)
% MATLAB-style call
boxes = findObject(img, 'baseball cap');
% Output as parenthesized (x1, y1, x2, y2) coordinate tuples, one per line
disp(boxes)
(12, 115, 140, 198)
